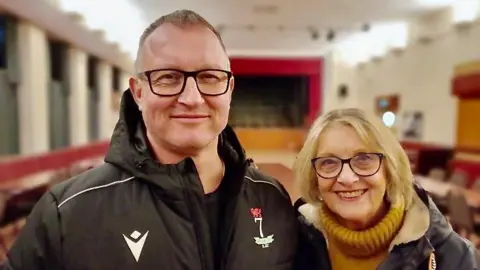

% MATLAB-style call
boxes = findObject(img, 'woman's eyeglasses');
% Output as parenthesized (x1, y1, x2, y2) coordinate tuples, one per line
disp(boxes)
(311, 153, 384, 179)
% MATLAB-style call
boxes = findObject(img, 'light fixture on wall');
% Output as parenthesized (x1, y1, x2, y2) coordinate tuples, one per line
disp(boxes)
(382, 111, 396, 127)
(307, 26, 320, 40)
(326, 30, 336, 42)
(362, 23, 371, 32)
(337, 84, 349, 99)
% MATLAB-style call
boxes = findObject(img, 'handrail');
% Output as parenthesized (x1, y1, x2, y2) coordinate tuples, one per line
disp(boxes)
(0, 141, 109, 183)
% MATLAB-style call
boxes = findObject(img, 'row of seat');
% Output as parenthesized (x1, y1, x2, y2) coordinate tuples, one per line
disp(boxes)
(0, 160, 100, 261)
(426, 167, 480, 247)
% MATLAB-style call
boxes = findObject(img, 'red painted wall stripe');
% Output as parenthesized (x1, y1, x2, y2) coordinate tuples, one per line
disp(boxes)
(452, 73, 480, 98)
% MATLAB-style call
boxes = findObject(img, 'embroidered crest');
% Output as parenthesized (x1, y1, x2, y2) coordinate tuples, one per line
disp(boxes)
(250, 208, 274, 248)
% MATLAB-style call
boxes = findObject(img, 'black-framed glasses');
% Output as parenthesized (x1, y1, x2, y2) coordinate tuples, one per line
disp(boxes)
(311, 153, 384, 179)
(138, 68, 233, 97)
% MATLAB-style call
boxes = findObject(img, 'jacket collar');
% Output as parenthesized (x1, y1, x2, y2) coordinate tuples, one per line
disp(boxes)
(105, 89, 248, 193)
(379, 185, 449, 269)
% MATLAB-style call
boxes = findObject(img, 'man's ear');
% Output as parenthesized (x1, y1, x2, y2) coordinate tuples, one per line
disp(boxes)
(229, 76, 235, 94)
(226, 76, 235, 105)
(129, 77, 143, 105)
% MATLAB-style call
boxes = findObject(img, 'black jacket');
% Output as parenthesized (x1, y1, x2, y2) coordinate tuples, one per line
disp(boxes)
(2, 90, 298, 270)
(294, 185, 479, 270)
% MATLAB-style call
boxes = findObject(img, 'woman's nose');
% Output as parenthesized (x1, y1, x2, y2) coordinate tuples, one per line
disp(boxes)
(336, 163, 359, 185)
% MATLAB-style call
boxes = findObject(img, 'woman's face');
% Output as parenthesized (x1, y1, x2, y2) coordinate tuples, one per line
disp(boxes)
(314, 124, 388, 229)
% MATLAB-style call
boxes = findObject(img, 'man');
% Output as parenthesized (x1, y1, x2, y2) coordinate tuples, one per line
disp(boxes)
(2, 9, 298, 270)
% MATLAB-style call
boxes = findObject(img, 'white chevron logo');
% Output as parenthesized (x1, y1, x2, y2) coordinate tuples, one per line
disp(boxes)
(123, 230, 149, 262)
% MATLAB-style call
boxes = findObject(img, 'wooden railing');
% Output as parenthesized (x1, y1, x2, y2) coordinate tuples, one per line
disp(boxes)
(0, 140, 110, 260)
(0, 141, 109, 182)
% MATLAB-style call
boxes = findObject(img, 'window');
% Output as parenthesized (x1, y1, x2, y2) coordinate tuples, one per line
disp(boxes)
(112, 67, 121, 92)
(0, 16, 6, 68)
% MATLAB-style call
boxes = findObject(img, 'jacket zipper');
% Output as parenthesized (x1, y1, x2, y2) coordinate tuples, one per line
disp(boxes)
(219, 161, 250, 270)
(428, 252, 436, 270)
(180, 164, 209, 270)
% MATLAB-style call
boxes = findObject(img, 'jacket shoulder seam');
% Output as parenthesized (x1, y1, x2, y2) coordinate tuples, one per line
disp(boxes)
(245, 175, 278, 188)
(244, 175, 290, 199)
(57, 176, 135, 208)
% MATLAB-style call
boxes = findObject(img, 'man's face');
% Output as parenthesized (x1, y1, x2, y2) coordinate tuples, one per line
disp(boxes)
(130, 24, 234, 155)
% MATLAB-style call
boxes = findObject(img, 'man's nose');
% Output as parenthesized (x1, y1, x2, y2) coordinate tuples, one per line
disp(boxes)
(336, 163, 359, 186)
(177, 77, 204, 106)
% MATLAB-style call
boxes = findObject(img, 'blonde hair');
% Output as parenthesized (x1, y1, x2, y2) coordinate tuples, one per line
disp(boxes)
(293, 108, 413, 208)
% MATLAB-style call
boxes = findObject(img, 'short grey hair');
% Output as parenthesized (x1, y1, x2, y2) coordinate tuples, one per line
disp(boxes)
(135, 9, 226, 73)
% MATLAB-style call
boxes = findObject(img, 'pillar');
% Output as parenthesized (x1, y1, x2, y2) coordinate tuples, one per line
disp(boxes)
(97, 61, 113, 139)
(322, 51, 361, 113)
(108, 70, 130, 131)
(17, 21, 50, 154)
(121, 71, 130, 91)
(67, 47, 89, 146)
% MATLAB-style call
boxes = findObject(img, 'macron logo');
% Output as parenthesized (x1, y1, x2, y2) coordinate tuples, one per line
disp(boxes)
(123, 230, 149, 262)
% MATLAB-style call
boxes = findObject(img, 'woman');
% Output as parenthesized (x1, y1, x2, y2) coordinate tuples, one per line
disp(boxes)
(293, 108, 478, 270)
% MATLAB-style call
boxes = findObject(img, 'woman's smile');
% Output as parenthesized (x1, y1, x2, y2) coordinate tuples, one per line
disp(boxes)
(335, 189, 368, 201)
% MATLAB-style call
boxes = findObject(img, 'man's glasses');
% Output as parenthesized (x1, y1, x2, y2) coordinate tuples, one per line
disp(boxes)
(311, 153, 384, 179)
(139, 68, 233, 97)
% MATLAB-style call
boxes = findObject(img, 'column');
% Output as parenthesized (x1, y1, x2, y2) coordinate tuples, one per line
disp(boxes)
(321, 51, 334, 114)
(17, 21, 50, 154)
(121, 71, 131, 91)
(97, 61, 113, 139)
(67, 47, 89, 146)
(322, 51, 361, 113)
(108, 70, 130, 131)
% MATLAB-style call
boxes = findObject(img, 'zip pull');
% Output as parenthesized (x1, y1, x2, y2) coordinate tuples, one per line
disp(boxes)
(246, 158, 258, 169)
(428, 252, 436, 270)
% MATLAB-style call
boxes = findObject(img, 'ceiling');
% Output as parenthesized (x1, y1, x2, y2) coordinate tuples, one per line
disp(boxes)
(59, 0, 462, 58)
(134, 0, 445, 29)
(129, 0, 458, 52)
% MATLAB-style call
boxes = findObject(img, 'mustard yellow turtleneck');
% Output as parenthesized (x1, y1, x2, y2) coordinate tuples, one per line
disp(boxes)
(319, 203, 405, 270)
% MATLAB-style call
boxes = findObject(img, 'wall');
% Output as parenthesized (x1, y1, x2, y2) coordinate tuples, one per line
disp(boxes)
(325, 21, 480, 146)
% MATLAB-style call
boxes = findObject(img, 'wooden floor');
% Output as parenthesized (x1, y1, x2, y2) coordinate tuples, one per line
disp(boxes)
(246, 150, 299, 202)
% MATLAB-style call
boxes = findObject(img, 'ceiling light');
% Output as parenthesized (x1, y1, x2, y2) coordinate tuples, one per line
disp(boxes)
(452, 0, 480, 23)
